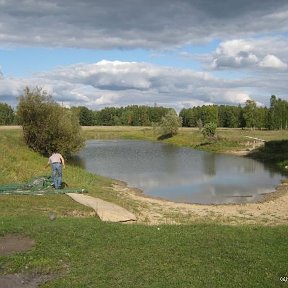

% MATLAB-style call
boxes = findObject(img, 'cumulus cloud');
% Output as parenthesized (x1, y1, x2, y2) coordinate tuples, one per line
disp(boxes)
(210, 40, 258, 68)
(210, 38, 288, 71)
(0, 0, 288, 49)
(259, 54, 288, 69)
(0, 60, 256, 110)
(0, 77, 26, 105)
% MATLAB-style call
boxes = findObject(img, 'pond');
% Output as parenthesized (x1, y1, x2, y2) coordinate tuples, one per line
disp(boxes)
(76, 140, 284, 204)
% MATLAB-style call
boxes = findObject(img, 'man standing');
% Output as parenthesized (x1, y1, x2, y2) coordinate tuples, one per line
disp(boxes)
(46, 151, 65, 189)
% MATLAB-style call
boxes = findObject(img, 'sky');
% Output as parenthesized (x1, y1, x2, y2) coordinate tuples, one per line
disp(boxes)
(0, 0, 288, 112)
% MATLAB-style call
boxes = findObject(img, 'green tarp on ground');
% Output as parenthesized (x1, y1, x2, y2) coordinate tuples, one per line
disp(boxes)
(0, 176, 87, 195)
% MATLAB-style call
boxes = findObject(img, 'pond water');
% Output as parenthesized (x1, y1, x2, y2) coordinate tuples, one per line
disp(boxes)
(76, 140, 284, 204)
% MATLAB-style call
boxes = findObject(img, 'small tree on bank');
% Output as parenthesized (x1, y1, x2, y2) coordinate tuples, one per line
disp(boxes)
(17, 87, 84, 157)
(154, 109, 182, 139)
(202, 122, 217, 140)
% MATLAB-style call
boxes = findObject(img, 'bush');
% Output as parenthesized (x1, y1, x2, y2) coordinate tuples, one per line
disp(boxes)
(17, 87, 84, 157)
(202, 122, 217, 139)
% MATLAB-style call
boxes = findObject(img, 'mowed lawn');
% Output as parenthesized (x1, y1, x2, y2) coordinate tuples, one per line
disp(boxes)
(0, 126, 288, 287)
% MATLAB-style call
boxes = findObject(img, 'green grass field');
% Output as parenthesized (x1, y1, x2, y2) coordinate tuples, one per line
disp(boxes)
(0, 126, 288, 287)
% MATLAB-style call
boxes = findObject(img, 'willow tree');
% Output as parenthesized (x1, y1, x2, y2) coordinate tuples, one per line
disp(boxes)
(17, 87, 84, 157)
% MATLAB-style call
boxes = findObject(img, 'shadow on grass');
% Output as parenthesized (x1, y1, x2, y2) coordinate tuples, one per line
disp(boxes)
(157, 133, 173, 140)
(195, 142, 213, 147)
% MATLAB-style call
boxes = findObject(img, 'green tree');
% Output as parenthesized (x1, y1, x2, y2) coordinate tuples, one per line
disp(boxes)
(156, 109, 182, 138)
(268, 95, 277, 130)
(17, 87, 84, 157)
(218, 105, 240, 128)
(202, 122, 217, 139)
(121, 110, 134, 125)
(196, 118, 203, 130)
(200, 105, 218, 125)
(269, 96, 288, 130)
(255, 107, 268, 129)
(243, 100, 257, 129)
(0, 102, 15, 125)
(72, 106, 95, 126)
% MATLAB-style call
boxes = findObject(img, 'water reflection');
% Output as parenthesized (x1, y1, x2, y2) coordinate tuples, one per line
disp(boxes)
(76, 140, 284, 204)
(202, 153, 216, 176)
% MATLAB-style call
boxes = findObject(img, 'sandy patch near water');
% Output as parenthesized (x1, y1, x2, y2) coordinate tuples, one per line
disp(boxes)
(113, 181, 288, 225)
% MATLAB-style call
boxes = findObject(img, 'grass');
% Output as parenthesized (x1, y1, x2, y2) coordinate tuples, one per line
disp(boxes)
(1, 126, 288, 287)
(1, 217, 288, 287)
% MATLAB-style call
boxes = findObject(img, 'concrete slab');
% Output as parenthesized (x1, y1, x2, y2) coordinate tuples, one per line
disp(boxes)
(66, 193, 137, 222)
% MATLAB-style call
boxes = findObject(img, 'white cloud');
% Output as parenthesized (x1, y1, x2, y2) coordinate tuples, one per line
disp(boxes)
(210, 38, 288, 71)
(259, 54, 288, 69)
(215, 40, 253, 56)
(0, 60, 259, 110)
(221, 90, 251, 104)
(0, 78, 24, 96)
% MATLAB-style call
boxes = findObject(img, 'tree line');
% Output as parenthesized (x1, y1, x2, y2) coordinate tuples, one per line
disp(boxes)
(71, 105, 172, 126)
(180, 96, 288, 130)
(0, 94, 287, 130)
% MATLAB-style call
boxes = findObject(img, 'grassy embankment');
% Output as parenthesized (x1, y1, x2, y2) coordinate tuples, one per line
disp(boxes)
(0, 126, 288, 287)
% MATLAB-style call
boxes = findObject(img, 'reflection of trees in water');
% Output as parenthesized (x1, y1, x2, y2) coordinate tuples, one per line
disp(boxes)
(161, 144, 179, 173)
(193, 151, 279, 178)
(219, 157, 259, 174)
(202, 153, 216, 176)
(243, 159, 257, 173)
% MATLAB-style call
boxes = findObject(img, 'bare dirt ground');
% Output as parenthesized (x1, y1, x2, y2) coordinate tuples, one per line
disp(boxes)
(0, 273, 54, 288)
(0, 234, 54, 288)
(113, 180, 288, 226)
(0, 234, 35, 256)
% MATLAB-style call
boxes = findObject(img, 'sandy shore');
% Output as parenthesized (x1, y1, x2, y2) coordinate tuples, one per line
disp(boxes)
(113, 181, 288, 225)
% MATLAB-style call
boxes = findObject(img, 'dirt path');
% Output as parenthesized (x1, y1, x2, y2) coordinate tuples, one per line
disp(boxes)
(113, 181, 288, 225)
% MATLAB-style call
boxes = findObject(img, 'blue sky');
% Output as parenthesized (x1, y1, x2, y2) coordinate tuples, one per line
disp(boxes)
(1, 42, 217, 76)
(0, 0, 288, 111)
